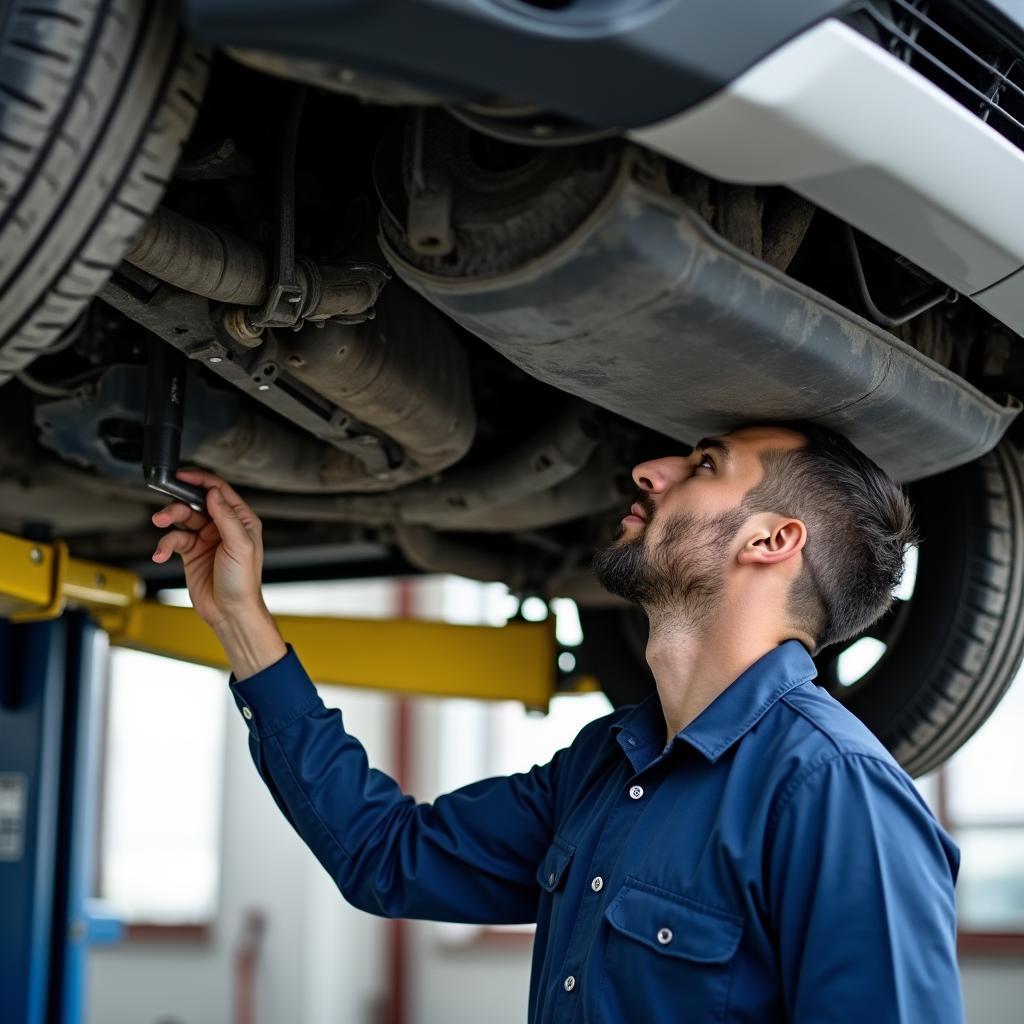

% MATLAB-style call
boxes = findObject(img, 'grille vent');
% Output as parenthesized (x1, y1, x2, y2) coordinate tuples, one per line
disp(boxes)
(854, 0, 1024, 151)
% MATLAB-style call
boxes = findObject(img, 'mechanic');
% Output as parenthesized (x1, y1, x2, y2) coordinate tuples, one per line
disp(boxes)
(150, 421, 964, 1023)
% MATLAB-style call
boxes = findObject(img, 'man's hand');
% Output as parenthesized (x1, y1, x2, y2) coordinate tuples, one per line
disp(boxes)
(151, 468, 286, 679)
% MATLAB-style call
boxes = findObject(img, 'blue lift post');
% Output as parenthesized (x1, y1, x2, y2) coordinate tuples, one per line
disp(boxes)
(0, 611, 123, 1024)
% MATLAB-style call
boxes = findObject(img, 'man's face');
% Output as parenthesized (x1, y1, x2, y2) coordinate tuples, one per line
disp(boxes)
(592, 426, 807, 623)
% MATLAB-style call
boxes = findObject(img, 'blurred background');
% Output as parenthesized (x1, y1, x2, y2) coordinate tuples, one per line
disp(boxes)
(84, 573, 1024, 1024)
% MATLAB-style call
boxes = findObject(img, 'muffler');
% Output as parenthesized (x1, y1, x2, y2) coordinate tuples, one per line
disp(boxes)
(380, 145, 1018, 483)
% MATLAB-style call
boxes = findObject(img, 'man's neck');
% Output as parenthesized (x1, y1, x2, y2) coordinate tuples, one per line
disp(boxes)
(645, 611, 785, 746)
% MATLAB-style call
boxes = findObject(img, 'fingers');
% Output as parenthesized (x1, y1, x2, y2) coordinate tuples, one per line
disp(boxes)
(151, 500, 209, 532)
(177, 468, 261, 533)
(150, 469, 263, 568)
(152, 526, 198, 564)
(204, 485, 261, 552)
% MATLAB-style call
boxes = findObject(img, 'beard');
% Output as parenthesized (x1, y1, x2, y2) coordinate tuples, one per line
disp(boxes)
(592, 500, 748, 633)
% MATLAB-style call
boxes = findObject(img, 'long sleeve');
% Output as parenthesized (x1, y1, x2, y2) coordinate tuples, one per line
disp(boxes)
(228, 644, 563, 924)
(766, 752, 964, 1024)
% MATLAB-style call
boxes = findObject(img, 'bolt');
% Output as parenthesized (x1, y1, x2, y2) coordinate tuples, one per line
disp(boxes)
(209, 356, 223, 364)
(287, 354, 305, 367)
(257, 384, 270, 391)
(29, 547, 43, 564)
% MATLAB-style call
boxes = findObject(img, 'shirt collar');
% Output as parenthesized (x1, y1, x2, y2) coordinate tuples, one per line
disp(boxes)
(611, 639, 817, 765)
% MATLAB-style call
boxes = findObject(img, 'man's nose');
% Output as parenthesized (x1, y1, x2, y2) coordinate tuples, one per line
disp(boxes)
(631, 456, 688, 494)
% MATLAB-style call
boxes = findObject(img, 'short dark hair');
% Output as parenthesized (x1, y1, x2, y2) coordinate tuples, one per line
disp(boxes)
(736, 421, 918, 655)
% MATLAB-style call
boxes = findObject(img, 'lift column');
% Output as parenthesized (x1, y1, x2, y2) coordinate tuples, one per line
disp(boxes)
(0, 612, 113, 1024)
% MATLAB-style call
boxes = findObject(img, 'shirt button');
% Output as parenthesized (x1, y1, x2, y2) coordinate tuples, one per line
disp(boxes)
(548, 872, 556, 886)
(657, 927, 673, 945)
(241, 706, 253, 720)
(591, 876, 604, 892)
(563, 975, 576, 992)
(629, 784, 644, 800)
(627, 737, 637, 747)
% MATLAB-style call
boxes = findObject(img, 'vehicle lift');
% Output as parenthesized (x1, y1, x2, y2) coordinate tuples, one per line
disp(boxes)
(0, 526, 587, 1023)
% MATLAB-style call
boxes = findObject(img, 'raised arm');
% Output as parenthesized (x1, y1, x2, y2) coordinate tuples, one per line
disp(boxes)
(229, 643, 561, 922)
(151, 469, 559, 923)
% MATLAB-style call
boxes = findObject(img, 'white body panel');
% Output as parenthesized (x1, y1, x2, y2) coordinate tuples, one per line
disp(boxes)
(630, 19, 1024, 330)
(975, 268, 1024, 334)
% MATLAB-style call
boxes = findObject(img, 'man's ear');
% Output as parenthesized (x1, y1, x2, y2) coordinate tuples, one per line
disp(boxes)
(736, 515, 807, 567)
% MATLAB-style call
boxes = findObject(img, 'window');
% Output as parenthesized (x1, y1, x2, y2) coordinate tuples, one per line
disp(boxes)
(928, 668, 1024, 952)
(97, 647, 227, 932)
(96, 576, 401, 937)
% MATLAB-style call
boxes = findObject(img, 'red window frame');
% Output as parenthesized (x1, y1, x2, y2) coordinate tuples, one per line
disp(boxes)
(930, 770, 1024, 957)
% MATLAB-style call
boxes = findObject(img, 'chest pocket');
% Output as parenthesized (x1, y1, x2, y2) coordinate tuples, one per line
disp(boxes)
(536, 837, 575, 893)
(602, 881, 743, 1021)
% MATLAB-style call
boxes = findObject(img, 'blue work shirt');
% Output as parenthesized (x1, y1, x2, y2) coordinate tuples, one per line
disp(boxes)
(229, 638, 964, 1023)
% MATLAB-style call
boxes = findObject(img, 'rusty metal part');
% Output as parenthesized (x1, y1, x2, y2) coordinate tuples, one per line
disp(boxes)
(276, 283, 476, 485)
(99, 276, 473, 489)
(232, 399, 604, 525)
(378, 111, 621, 281)
(395, 400, 602, 523)
(125, 205, 389, 322)
(99, 278, 399, 477)
(712, 183, 765, 262)
(309, 263, 388, 320)
(187, 407, 386, 494)
(762, 192, 815, 271)
(672, 173, 814, 272)
(221, 306, 264, 347)
(127, 206, 266, 304)
(20, 391, 613, 537)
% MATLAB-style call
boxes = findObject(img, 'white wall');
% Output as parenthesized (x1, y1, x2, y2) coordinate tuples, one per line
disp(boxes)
(960, 959, 1024, 1024)
(87, 671, 395, 1024)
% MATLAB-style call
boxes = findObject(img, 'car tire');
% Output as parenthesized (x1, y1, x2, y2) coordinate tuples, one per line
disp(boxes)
(0, 0, 207, 385)
(578, 440, 1024, 777)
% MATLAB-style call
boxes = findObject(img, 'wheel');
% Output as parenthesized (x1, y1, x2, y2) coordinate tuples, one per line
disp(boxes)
(0, 0, 207, 384)
(820, 440, 1024, 776)
(577, 441, 1024, 776)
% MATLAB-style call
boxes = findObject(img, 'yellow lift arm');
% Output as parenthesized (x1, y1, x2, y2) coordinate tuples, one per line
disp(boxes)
(0, 529, 596, 708)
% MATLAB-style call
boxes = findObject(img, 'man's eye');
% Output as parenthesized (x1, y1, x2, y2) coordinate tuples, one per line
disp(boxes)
(698, 454, 714, 471)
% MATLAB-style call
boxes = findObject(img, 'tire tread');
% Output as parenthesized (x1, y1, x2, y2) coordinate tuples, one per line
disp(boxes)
(0, 0, 208, 380)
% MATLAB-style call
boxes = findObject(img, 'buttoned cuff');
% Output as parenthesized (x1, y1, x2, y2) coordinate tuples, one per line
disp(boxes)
(228, 643, 323, 740)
